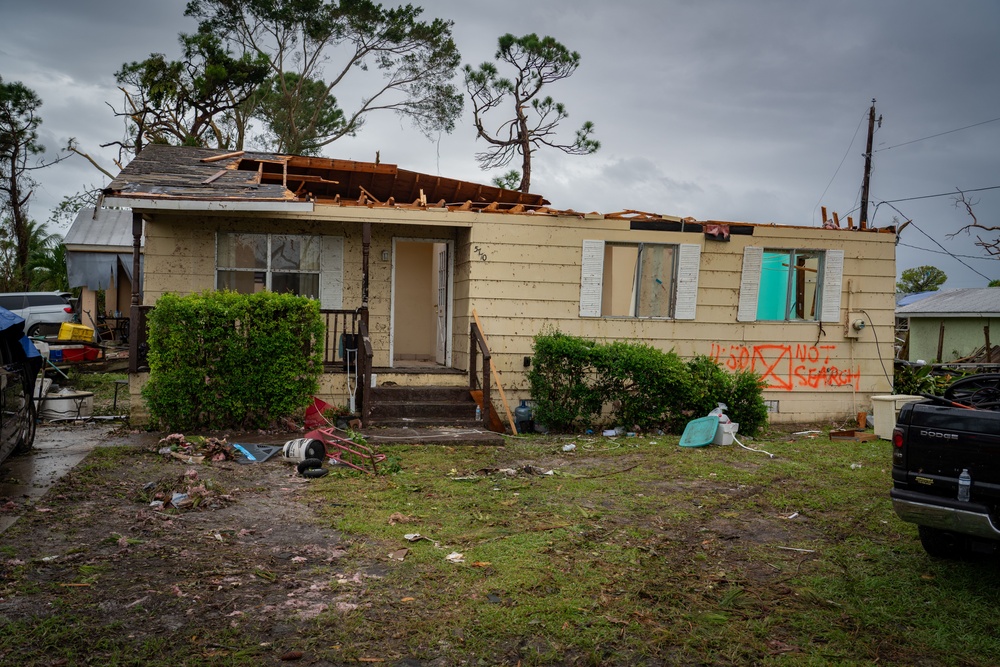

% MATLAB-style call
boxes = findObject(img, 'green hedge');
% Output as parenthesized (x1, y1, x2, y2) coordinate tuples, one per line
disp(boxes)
(142, 290, 324, 430)
(527, 330, 768, 436)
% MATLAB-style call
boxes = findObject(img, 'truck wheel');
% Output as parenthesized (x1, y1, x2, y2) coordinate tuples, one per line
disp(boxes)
(918, 525, 966, 559)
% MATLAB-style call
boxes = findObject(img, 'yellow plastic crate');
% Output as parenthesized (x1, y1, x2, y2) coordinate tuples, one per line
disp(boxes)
(58, 323, 94, 342)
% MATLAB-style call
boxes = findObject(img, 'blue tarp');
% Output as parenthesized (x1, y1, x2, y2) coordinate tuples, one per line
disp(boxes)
(0, 306, 42, 390)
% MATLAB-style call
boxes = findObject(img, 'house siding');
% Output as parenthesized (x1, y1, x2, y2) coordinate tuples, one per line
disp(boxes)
(908, 316, 1000, 362)
(136, 205, 896, 425)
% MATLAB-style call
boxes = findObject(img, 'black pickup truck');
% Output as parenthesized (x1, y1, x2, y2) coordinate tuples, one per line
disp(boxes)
(890, 374, 1000, 558)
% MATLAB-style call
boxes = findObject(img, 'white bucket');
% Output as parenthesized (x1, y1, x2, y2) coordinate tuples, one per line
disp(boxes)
(282, 438, 325, 462)
(39, 390, 94, 420)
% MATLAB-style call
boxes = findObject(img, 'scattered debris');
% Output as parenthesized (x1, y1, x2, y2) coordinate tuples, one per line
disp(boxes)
(157, 434, 235, 463)
(388, 548, 409, 562)
(403, 533, 431, 543)
(387, 512, 417, 525)
(831, 430, 878, 442)
(562, 443, 576, 452)
(296, 458, 328, 478)
(445, 552, 465, 564)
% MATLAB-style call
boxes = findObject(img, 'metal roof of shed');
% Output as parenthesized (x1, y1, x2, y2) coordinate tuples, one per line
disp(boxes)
(896, 288, 1000, 317)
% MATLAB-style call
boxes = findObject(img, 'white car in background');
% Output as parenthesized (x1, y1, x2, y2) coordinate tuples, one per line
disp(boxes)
(0, 292, 75, 337)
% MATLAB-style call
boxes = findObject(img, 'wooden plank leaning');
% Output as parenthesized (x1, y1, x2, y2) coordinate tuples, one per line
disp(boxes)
(472, 309, 518, 434)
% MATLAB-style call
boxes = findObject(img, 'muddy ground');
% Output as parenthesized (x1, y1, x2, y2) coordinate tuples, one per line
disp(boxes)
(0, 425, 872, 666)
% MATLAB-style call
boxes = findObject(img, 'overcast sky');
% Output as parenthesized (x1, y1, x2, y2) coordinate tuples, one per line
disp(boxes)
(1, 0, 998, 288)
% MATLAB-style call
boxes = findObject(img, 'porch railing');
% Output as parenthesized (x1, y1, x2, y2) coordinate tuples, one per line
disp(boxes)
(469, 321, 491, 430)
(129, 305, 155, 374)
(358, 319, 373, 427)
(319, 309, 361, 370)
(130, 306, 361, 374)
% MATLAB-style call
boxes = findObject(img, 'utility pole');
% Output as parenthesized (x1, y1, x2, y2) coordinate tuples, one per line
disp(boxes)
(859, 98, 878, 228)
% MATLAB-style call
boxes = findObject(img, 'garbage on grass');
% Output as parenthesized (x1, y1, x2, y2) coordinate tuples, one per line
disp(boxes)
(157, 433, 235, 463)
(445, 552, 465, 564)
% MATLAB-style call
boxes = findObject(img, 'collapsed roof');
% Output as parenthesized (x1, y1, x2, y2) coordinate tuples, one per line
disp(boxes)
(104, 144, 551, 213)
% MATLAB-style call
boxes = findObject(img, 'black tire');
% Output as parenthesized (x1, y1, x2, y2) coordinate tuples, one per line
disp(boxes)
(13, 399, 36, 455)
(296, 458, 324, 475)
(26, 324, 41, 338)
(918, 525, 967, 559)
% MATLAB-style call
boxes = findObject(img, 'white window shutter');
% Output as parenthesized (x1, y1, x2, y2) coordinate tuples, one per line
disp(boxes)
(580, 240, 605, 317)
(820, 249, 844, 322)
(673, 243, 701, 320)
(737, 246, 763, 322)
(320, 235, 344, 309)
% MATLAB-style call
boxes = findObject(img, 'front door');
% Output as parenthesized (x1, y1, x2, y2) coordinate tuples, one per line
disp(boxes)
(436, 246, 448, 365)
(390, 239, 452, 368)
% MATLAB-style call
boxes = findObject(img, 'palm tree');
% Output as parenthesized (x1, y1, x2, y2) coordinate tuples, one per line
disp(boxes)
(29, 240, 68, 291)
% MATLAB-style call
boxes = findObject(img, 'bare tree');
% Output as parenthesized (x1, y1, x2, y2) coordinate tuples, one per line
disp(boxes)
(951, 189, 1000, 257)
(464, 33, 599, 193)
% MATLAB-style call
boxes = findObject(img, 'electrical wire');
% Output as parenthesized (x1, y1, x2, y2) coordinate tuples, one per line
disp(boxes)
(896, 241, 999, 261)
(882, 184, 1000, 204)
(884, 200, 994, 281)
(860, 309, 893, 391)
(875, 115, 1000, 153)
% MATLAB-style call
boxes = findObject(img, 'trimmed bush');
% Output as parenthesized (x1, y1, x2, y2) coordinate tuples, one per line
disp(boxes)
(595, 342, 691, 432)
(527, 330, 602, 432)
(142, 290, 324, 430)
(528, 331, 769, 437)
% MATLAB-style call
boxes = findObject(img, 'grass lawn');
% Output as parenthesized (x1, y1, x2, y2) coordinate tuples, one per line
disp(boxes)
(2, 426, 999, 666)
(297, 431, 1000, 665)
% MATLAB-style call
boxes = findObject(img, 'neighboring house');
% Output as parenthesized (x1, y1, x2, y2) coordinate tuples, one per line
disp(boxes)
(896, 288, 1000, 363)
(64, 207, 143, 341)
(103, 144, 897, 426)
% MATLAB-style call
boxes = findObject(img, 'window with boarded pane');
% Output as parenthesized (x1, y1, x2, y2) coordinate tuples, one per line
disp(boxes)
(216, 233, 320, 299)
(737, 246, 843, 323)
(580, 240, 700, 319)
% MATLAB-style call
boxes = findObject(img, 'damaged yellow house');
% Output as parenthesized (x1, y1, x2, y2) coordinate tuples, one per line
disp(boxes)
(104, 144, 896, 428)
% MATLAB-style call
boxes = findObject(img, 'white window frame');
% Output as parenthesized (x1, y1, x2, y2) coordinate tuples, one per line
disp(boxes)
(215, 233, 343, 309)
(580, 240, 701, 320)
(737, 246, 842, 323)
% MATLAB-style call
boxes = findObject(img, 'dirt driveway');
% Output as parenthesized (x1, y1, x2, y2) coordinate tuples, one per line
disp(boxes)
(1, 426, 369, 664)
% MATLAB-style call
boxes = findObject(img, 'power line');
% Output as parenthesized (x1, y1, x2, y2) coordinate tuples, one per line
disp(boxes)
(897, 242, 999, 261)
(875, 115, 1000, 152)
(883, 185, 1000, 204)
(884, 200, 994, 281)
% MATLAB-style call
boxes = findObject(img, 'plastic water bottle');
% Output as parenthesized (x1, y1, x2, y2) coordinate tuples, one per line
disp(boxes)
(958, 469, 972, 502)
(475, 405, 481, 421)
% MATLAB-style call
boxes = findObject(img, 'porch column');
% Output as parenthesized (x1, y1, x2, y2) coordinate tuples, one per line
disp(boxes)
(361, 222, 370, 328)
(128, 211, 142, 374)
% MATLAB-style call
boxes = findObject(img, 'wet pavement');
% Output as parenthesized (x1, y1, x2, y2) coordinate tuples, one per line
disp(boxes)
(0, 422, 120, 534)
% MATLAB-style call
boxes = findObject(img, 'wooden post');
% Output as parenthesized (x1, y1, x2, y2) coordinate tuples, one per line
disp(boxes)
(937, 321, 946, 363)
(361, 222, 371, 315)
(128, 211, 143, 374)
(986, 324, 993, 364)
(469, 325, 478, 390)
